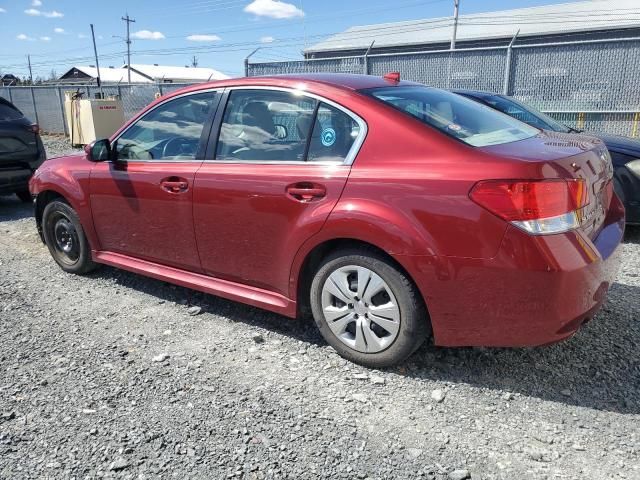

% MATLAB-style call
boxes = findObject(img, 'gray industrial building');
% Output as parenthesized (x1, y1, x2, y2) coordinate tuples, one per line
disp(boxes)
(304, 0, 640, 58)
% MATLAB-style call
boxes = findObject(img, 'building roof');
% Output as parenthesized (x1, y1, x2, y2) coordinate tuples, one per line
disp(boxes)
(126, 64, 229, 81)
(61, 66, 152, 83)
(305, 0, 640, 54)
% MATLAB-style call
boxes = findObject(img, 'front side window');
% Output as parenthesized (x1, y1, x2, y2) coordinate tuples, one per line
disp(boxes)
(363, 86, 539, 147)
(216, 90, 317, 162)
(116, 92, 218, 161)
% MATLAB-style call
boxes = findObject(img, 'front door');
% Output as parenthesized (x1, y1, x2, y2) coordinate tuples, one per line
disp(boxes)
(90, 91, 220, 271)
(193, 88, 365, 296)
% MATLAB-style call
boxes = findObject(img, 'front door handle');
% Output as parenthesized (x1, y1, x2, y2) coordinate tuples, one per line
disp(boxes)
(286, 182, 327, 202)
(160, 177, 189, 194)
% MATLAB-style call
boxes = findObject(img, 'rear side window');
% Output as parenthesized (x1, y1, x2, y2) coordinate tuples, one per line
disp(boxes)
(215, 89, 362, 164)
(363, 86, 538, 147)
(308, 103, 360, 163)
(216, 89, 316, 162)
(0, 102, 23, 121)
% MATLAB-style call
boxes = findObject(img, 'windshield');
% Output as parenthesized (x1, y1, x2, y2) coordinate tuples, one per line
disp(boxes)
(362, 86, 539, 147)
(480, 94, 572, 133)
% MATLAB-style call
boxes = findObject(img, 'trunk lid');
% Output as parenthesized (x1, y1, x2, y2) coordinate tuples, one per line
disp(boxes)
(481, 131, 614, 239)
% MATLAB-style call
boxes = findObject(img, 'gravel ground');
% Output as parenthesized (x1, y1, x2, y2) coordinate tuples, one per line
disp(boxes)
(0, 136, 639, 479)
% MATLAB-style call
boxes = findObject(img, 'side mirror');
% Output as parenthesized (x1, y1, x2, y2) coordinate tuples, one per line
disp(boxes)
(85, 138, 112, 162)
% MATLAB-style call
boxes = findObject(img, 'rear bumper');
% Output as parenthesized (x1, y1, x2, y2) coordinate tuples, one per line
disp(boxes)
(397, 194, 625, 347)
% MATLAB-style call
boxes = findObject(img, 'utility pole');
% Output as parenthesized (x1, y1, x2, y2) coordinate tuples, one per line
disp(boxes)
(27, 55, 33, 85)
(450, 0, 460, 50)
(121, 13, 135, 84)
(191, 56, 198, 68)
(90, 24, 103, 98)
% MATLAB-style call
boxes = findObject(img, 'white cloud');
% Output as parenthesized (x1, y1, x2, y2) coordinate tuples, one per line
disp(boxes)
(131, 30, 165, 40)
(32, 0, 42, 6)
(260, 36, 275, 43)
(244, 0, 304, 19)
(186, 34, 221, 42)
(40, 36, 51, 41)
(24, 8, 64, 17)
(17, 33, 35, 41)
(0, 8, 6, 13)
(78, 33, 87, 39)
(54, 27, 65, 34)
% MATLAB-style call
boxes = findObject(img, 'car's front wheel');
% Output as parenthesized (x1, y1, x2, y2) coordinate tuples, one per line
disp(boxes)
(42, 200, 98, 274)
(310, 248, 430, 368)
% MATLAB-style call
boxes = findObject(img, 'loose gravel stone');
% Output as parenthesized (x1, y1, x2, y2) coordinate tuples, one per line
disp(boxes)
(187, 305, 202, 316)
(0, 136, 638, 480)
(448, 469, 471, 480)
(152, 353, 170, 362)
(431, 389, 446, 403)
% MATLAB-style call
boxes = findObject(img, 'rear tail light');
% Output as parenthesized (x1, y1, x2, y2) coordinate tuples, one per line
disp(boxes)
(27, 123, 40, 135)
(470, 179, 589, 235)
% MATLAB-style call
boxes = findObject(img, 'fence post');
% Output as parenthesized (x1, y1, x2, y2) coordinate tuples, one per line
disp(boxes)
(58, 86, 68, 137)
(158, 83, 163, 96)
(244, 48, 261, 77)
(86, 85, 91, 98)
(363, 41, 375, 75)
(30, 87, 39, 125)
(7, 87, 13, 104)
(502, 30, 519, 95)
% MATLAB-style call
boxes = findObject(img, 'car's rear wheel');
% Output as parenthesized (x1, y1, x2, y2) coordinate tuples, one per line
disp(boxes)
(15, 190, 32, 203)
(42, 200, 98, 274)
(310, 248, 430, 368)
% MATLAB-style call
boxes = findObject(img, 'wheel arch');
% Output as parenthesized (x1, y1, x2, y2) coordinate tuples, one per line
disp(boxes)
(294, 237, 431, 326)
(34, 190, 66, 242)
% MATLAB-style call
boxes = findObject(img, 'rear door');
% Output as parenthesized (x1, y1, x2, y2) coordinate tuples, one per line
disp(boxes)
(193, 88, 366, 296)
(90, 90, 221, 271)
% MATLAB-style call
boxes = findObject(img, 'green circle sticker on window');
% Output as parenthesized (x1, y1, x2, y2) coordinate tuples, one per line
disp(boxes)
(321, 128, 336, 147)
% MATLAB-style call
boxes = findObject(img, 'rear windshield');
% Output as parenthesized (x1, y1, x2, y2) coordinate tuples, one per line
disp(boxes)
(0, 101, 23, 121)
(362, 86, 539, 147)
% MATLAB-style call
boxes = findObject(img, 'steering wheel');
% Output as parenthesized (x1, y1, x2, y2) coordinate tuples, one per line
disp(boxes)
(162, 137, 194, 158)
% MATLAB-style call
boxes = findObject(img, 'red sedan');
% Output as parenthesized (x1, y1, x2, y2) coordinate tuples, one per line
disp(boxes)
(29, 74, 625, 367)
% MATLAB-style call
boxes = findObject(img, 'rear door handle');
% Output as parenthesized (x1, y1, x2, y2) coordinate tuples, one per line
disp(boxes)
(161, 177, 189, 194)
(286, 182, 327, 202)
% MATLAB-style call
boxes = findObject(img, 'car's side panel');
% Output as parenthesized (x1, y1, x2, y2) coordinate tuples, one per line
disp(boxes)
(90, 161, 204, 272)
(93, 251, 297, 317)
(193, 163, 351, 296)
(29, 154, 100, 249)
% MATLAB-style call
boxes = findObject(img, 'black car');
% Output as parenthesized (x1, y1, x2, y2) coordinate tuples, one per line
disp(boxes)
(0, 97, 45, 202)
(454, 89, 640, 225)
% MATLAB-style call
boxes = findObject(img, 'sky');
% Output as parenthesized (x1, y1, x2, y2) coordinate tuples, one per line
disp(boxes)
(0, 0, 573, 79)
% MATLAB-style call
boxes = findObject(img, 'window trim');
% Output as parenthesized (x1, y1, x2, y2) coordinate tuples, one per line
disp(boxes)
(110, 88, 222, 164)
(205, 86, 368, 166)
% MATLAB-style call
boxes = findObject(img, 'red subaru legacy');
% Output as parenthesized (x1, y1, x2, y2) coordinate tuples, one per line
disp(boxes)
(29, 74, 624, 367)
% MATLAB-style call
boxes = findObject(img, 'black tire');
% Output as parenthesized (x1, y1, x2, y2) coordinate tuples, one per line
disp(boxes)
(15, 190, 32, 203)
(310, 248, 430, 368)
(42, 199, 99, 275)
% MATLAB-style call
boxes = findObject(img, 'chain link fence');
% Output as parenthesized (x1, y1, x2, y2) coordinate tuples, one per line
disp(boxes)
(248, 37, 640, 137)
(2, 37, 640, 137)
(0, 83, 193, 135)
